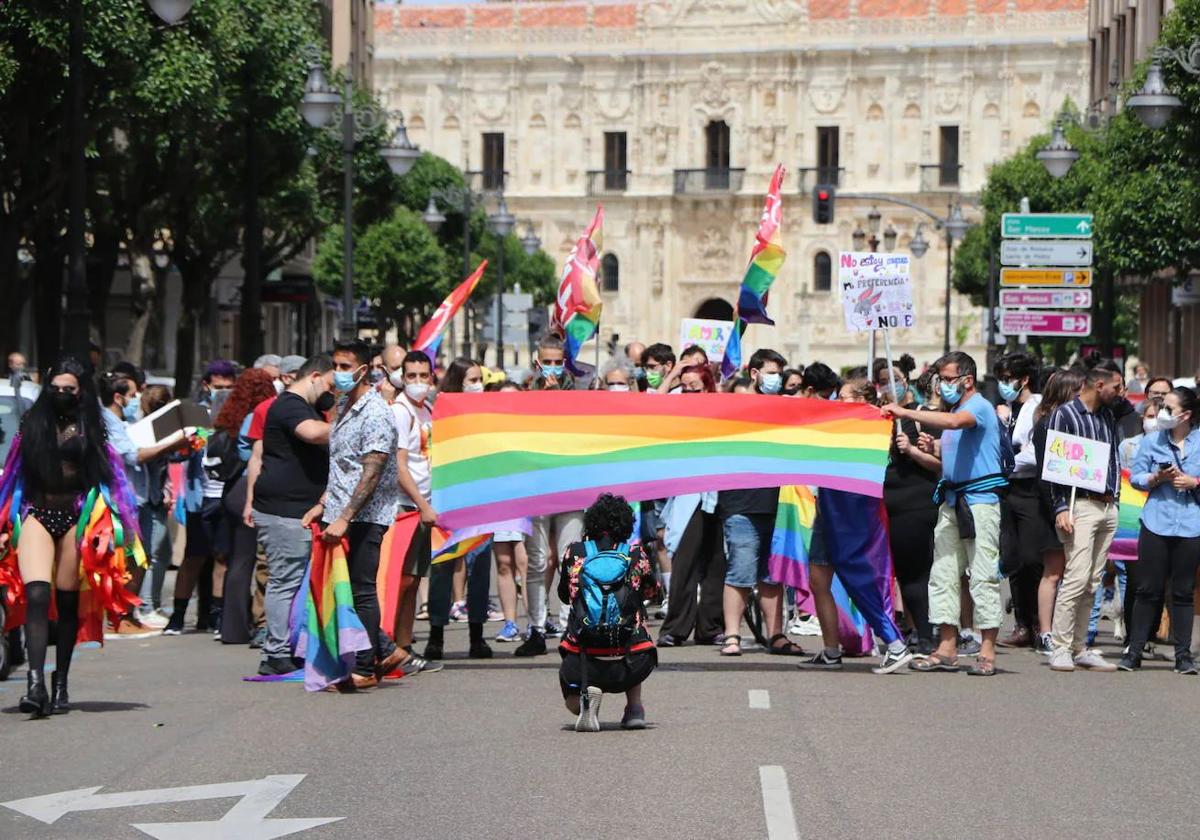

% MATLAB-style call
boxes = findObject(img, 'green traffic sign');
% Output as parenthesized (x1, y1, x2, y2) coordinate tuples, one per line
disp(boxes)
(1001, 213, 1093, 239)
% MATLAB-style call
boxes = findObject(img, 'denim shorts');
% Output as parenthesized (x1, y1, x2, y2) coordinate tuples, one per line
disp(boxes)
(723, 513, 776, 588)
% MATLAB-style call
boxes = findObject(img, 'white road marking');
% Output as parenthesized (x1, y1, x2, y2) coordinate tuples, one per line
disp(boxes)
(759, 766, 799, 840)
(748, 689, 771, 709)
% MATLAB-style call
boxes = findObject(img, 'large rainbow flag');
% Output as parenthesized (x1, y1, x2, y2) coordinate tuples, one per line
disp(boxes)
(431, 391, 891, 530)
(552, 206, 604, 376)
(722, 165, 786, 379)
(1111, 469, 1147, 561)
(413, 260, 487, 361)
(296, 527, 371, 692)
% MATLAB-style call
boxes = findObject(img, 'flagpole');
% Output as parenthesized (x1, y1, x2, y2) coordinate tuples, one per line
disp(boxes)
(594, 313, 601, 372)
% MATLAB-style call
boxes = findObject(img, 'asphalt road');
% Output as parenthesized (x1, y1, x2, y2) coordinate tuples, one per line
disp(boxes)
(1, 606, 1195, 840)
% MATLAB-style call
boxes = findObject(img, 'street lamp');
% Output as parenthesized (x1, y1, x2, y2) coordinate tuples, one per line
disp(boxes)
(866, 206, 882, 235)
(1126, 63, 1182, 129)
(945, 203, 969, 244)
(908, 225, 930, 259)
(380, 117, 420, 177)
(147, 0, 194, 24)
(851, 225, 867, 251)
(300, 64, 341, 129)
(422, 196, 446, 234)
(520, 223, 541, 257)
(488, 198, 516, 369)
(1036, 121, 1080, 179)
(882, 224, 898, 252)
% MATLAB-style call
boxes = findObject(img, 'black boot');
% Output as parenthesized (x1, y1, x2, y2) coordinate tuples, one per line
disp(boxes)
(19, 670, 51, 718)
(50, 671, 70, 714)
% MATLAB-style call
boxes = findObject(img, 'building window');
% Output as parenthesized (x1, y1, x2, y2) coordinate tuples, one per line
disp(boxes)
(482, 132, 505, 190)
(705, 120, 731, 188)
(938, 126, 959, 186)
(813, 251, 832, 292)
(817, 126, 840, 185)
(604, 132, 627, 191)
(601, 253, 619, 293)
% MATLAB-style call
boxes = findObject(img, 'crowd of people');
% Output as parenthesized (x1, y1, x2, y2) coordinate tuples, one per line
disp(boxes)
(3, 334, 1199, 728)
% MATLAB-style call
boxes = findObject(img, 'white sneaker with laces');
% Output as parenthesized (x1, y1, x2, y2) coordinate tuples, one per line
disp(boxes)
(789, 615, 822, 636)
(1048, 647, 1075, 671)
(575, 687, 602, 733)
(137, 610, 169, 629)
(1074, 649, 1117, 671)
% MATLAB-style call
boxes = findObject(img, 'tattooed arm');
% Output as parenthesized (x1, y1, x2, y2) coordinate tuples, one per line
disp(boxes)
(322, 452, 387, 542)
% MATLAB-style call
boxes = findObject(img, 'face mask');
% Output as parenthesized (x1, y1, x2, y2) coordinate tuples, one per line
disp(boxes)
(998, 381, 1019, 403)
(314, 391, 337, 413)
(607, 383, 630, 392)
(53, 390, 79, 416)
(540, 362, 564, 379)
(1143, 417, 1159, 435)
(1157, 409, 1182, 431)
(122, 393, 142, 422)
(387, 369, 406, 390)
(783, 386, 801, 397)
(759, 372, 782, 395)
(634, 366, 645, 380)
(645, 369, 663, 388)
(369, 369, 386, 386)
(333, 368, 362, 392)
(939, 381, 963, 406)
(464, 382, 484, 393)
(405, 382, 431, 403)
(208, 387, 230, 401)
(273, 379, 285, 395)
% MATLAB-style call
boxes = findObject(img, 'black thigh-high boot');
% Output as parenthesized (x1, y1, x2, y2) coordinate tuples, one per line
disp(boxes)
(52, 589, 79, 714)
(19, 581, 52, 717)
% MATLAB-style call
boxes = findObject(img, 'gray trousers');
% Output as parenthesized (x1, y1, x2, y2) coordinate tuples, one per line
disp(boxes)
(255, 512, 312, 659)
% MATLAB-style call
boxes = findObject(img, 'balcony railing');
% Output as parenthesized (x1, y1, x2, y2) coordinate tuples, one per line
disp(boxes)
(673, 167, 746, 194)
(919, 163, 962, 191)
(586, 169, 630, 195)
(796, 166, 846, 192)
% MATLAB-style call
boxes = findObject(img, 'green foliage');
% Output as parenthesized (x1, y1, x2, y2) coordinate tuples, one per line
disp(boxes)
(473, 230, 559, 305)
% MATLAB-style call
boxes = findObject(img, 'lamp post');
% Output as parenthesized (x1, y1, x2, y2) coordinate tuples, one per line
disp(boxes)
(520, 223, 541, 256)
(1036, 118, 1080, 179)
(488, 197, 515, 369)
(424, 173, 491, 356)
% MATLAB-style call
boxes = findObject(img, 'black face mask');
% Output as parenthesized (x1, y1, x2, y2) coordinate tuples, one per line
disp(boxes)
(314, 391, 336, 413)
(52, 390, 80, 417)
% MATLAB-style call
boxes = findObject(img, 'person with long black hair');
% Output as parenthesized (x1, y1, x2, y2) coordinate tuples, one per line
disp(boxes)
(0, 357, 144, 718)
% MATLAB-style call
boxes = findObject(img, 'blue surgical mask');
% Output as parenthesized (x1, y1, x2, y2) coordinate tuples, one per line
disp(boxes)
(759, 373, 783, 395)
(998, 381, 1020, 403)
(123, 393, 141, 422)
(332, 369, 361, 392)
(540, 363, 564, 378)
(891, 384, 908, 403)
(939, 381, 963, 406)
(634, 366, 645, 380)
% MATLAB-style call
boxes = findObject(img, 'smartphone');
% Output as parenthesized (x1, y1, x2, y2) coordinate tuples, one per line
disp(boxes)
(1158, 462, 1173, 472)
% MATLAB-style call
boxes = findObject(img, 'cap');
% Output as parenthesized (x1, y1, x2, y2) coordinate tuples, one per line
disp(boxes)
(280, 355, 306, 375)
(253, 354, 282, 370)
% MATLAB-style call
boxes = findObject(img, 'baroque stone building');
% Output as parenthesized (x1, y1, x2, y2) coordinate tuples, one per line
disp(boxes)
(375, 0, 1089, 370)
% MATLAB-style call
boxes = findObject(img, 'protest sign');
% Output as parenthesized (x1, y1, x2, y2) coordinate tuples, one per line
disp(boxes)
(679, 318, 734, 360)
(127, 399, 211, 449)
(1040, 429, 1110, 493)
(838, 252, 914, 332)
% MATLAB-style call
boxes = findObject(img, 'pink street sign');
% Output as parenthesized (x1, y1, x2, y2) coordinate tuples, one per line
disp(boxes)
(999, 310, 1092, 337)
(998, 288, 1092, 309)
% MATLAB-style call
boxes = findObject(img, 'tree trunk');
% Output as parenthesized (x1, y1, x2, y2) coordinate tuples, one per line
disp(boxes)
(239, 114, 264, 365)
(33, 223, 64, 368)
(125, 253, 153, 366)
(173, 261, 212, 397)
(0, 220, 32, 358)
(86, 223, 120, 354)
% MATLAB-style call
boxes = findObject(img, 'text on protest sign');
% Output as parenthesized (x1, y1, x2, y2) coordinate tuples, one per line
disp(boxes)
(838, 252, 915, 332)
(1040, 429, 1110, 494)
(678, 318, 734, 360)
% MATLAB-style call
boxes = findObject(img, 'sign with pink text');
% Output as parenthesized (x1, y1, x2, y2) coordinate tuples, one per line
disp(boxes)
(678, 318, 734, 361)
(838, 252, 914, 332)
(1041, 430, 1111, 493)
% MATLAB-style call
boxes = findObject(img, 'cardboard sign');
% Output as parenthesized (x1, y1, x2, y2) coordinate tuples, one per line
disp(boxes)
(127, 399, 211, 449)
(1040, 429, 1110, 493)
(838, 252, 914, 332)
(678, 318, 734, 360)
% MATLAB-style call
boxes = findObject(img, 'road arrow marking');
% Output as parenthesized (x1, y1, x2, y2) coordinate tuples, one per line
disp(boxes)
(2, 774, 340, 840)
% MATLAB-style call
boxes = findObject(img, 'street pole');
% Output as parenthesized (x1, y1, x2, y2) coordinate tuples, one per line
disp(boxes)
(986, 245, 997, 371)
(943, 231, 953, 356)
(458, 188, 471, 357)
(65, 0, 91, 364)
(1103, 266, 1115, 358)
(339, 0, 358, 342)
(494, 242, 505, 370)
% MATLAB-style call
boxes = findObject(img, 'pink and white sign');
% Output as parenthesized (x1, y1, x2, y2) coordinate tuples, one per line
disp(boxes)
(998, 289, 1093, 309)
(999, 310, 1092, 337)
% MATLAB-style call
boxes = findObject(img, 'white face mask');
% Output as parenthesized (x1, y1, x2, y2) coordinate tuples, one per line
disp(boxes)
(463, 382, 484, 393)
(405, 382, 431, 403)
(273, 379, 284, 395)
(387, 369, 405, 390)
(1156, 409, 1182, 431)
(1143, 417, 1159, 435)
(607, 383, 630, 392)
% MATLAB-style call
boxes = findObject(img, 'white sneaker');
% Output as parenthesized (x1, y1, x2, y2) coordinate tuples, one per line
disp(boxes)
(1048, 647, 1075, 671)
(574, 687, 602, 733)
(137, 610, 169, 629)
(1074, 649, 1117, 672)
(654, 600, 669, 620)
(789, 615, 822, 636)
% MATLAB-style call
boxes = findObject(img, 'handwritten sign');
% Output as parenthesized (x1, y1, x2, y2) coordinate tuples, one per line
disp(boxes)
(1041, 429, 1110, 493)
(678, 318, 734, 361)
(838, 252, 914, 332)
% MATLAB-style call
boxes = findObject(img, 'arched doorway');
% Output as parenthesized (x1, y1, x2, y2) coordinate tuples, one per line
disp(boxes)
(693, 298, 734, 321)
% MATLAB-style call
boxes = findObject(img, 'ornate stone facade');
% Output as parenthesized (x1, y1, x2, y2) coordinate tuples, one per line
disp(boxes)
(375, 0, 1089, 370)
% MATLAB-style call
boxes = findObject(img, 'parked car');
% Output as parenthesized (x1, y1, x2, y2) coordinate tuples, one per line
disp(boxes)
(0, 380, 38, 469)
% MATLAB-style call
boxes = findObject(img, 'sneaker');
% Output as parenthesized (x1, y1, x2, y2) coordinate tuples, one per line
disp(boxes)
(542, 620, 562, 638)
(136, 609, 169, 630)
(796, 650, 843, 671)
(212, 628, 222, 642)
(872, 647, 914, 675)
(495, 621, 521, 642)
(788, 615, 822, 637)
(401, 653, 444, 676)
(449, 601, 468, 623)
(249, 627, 267, 650)
(1073, 649, 1116, 672)
(106, 617, 157, 640)
(469, 640, 493, 659)
(957, 633, 981, 657)
(486, 601, 505, 622)
(621, 704, 647, 730)
(1035, 633, 1054, 655)
(257, 656, 302, 676)
(574, 686, 602, 733)
(656, 633, 678, 648)
(513, 630, 547, 657)
(1048, 647, 1075, 671)
(161, 618, 184, 637)
(654, 600, 669, 620)
(1117, 653, 1140, 672)
(1174, 656, 1198, 675)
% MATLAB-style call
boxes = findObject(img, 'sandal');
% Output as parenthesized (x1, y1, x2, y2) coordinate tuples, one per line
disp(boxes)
(908, 652, 959, 672)
(966, 656, 996, 676)
(720, 634, 742, 656)
(766, 633, 806, 656)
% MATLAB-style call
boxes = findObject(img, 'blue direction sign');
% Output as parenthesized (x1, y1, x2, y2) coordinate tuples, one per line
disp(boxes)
(1002, 213, 1093, 238)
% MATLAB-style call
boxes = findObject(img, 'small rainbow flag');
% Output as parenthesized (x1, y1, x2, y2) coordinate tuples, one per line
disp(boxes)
(431, 391, 890, 530)
(432, 530, 492, 564)
(722, 165, 786, 379)
(1111, 469, 1147, 560)
(552, 206, 604, 376)
(296, 526, 371, 692)
(413, 260, 487, 361)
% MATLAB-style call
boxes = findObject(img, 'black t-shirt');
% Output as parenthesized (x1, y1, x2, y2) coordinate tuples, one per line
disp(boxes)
(883, 412, 942, 513)
(253, 392, 328, 518)
(717, 487, 779, 518)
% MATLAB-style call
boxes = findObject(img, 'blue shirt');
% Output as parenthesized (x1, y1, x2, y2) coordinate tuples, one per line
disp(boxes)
(102, 408, 146, 504)
(1131, 428, 1200, 538)
(940, 393, 1002, 505)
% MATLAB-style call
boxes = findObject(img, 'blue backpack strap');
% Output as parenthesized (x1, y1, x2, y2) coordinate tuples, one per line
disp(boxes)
(583, 540, 598, 559)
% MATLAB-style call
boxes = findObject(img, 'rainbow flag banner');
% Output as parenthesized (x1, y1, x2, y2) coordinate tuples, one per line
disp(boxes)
(1111, 469, 1147, 560)
(431, 392, 891, 530)
(413, 260, 487, 361)
(722, 165, 786, 379)
(296, 526, 371, 692)
(552, 206, 604, 376)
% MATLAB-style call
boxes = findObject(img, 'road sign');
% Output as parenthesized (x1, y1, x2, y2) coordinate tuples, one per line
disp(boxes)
(1000, 240, 1093, 266)
(999, 310, 1092, 337)
(1002, 213, 1093, 239)
(1000, 268, 1092, 287)
(999, 288, 1093, 309)
(1172, 276, 1200, 306)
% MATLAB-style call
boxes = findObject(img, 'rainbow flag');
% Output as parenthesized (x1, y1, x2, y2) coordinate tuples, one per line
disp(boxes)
(1111, 469, 1147, 561)
(430, 391, 891, 530)
(722, 165, 787, 379)
(413, 260, 487, 361)
(432, 531, 492, 565)
(296, 527, 371, 692)
(552, 206, 604, 376)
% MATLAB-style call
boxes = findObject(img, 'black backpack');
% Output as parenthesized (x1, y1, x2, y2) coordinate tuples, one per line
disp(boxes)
(202, 430, 246, 486)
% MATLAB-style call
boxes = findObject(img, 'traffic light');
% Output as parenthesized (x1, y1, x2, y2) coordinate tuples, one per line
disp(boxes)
(812, 185, 835, 224)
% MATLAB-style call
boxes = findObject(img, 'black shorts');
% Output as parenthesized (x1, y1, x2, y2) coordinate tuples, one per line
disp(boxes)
(559, 648, 657, 699)
(185, 496, 230, 559)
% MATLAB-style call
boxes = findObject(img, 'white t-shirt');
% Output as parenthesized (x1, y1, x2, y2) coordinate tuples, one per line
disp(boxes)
(391, 398, 432, 506)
